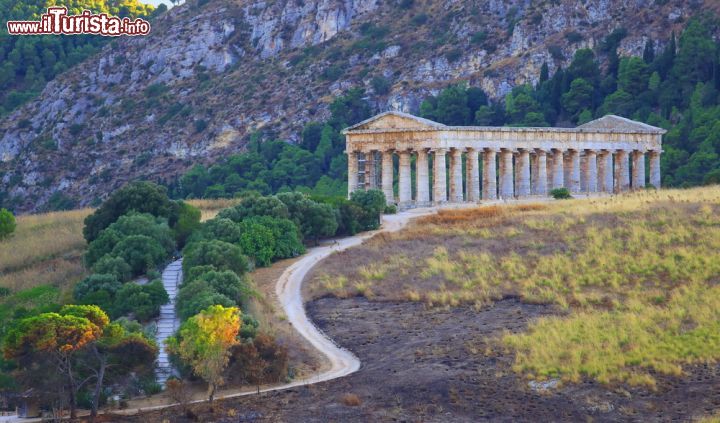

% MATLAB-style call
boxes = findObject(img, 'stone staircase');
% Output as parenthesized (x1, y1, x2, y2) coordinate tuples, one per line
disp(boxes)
(155, 258, 182, 387)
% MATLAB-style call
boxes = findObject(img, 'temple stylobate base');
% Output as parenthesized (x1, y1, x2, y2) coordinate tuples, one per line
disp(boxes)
(344, 112, 665, 205)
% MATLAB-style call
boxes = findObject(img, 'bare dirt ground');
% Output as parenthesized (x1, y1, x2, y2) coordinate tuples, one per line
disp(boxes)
(119, 296, 720, 422)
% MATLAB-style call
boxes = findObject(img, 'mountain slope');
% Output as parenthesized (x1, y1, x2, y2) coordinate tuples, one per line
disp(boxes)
(0, 0, 716, 212)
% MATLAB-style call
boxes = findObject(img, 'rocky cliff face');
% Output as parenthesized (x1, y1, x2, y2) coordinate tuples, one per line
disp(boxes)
(0, 0, 715, 211)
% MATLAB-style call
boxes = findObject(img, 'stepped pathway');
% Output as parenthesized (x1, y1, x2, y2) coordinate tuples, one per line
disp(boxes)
(155, 258, 183, 386)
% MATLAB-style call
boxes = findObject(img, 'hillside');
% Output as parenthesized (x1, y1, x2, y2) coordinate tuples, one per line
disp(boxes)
(0, 0, 718, 212)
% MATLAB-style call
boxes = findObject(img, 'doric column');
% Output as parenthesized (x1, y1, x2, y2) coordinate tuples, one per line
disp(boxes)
(499, 149, 514, 199)
(614, 150, 630, 193)
(466, 148, 480, 202)
(433, 149, 447, 203)
(597, 151, 612, 193)
(649, 150, 661, 188)
(517, 149, 531, 197)
(449, 148, 464, 202)
(552, 149, 564, 189)
(416, 149, 430, 206)
(580, 154, 588, 192)
(530, 153, 539, 194)
(585, 150, 598, 193)
(482, 149, 497, 200)
(535, 150, 548, 196)
(569, 149, 581, 192)
(398, 150, 412, 206)
(381, 150, 394, 203)
(563, 152, 572, 189)
(347, 151, 358, 198)
(632, 151, 646, 190)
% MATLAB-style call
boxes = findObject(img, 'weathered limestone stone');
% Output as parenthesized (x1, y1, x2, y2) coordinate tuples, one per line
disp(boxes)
(517, 149, 531, 197)
(381, 150, 394, 203)
(348, 151, 358, 194)
(649, 150, 661, 188)
(398, 150, 412, 206)
(499, 149, 514, 199)
(466, 148, 480, 202)
(343, 112, 665, 205)
(483, 149, 497, 200)
(450, 148, 463, 202)
(433, 149, 447, 203)
(416, 149, 430, 205)
(632, 151, 646, 190)
(614, 150, 630, 193)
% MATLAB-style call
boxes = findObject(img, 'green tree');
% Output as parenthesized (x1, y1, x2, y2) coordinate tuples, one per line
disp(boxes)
(91, 255, 132, 283)
(166, 305, 241, 402)
(562, 78, 594, 118)
(350, 189, 386, 230)
(0, 208, 16, 239)
(111, 235, 167, 276)
(182, 240, 248, 276)
(174, 201, 201, 247)
(217, 195, 289, 222)
(617, 57, 650, 96)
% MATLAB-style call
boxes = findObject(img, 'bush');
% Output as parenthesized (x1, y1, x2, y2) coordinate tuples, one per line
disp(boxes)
(92, 255, 132, 283)
(175, 279, 236, 320)
(383, 205, 397, 214)
(197, 217, 243, 244)
(173, 201, 201, 247)
(114, 280, 169, 321)
(111, 235, 167, 276)
(73, 274, 123, 312)
(276, 192, 338, 244)
(83, 181, 179, 242)
(0, 208, 16, 239)
(244, 216, 305, 260)
(191, 270, 253, 305)
(371, 76, 391, 95)
(236, 220, 276, 267)
(350, 189, 387, 231)
(182, 240, 248, 276)
(550, 187, 572, 199)
(217, 195, 289, 222)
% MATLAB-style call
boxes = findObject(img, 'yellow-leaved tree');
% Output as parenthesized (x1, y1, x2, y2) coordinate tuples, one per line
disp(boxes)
(166, 305, 241, 402)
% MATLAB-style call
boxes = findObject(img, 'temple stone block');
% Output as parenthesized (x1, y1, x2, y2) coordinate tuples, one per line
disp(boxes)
(482, 149, 497, 200)
(433, 149, 447, 203)
(499, 149, 514, 199)
(347, 151, 358, 196)
(381, 150, 394, 203)
(416, 149, 430, 205)
(517, 149, 531, 197)
(449, 148, 464, 202)
(649, 151, 661, 188)
(466, 148, 480, 202)
(614, 150, 630, 193)
(632, 151, 646, 190)
(398, 150, 412, 206)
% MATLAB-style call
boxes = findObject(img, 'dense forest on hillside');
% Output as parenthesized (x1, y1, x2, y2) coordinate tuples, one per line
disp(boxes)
(0, 0, 159, 115)
(174, 15, 720, 200)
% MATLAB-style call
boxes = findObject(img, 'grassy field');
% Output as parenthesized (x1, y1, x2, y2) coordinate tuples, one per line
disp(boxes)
(307, 186, 720, 388)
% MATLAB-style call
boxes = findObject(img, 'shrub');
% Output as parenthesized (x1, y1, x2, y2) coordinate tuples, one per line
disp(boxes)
(91, 255, 132, 283)
(182, 240, 248, 276)
(341, 393, 362, 406)
(0, 208, 16, 239)
(371, 76, 391, 95)
(73, 274, 122, 312)
(350, 189, 387, 230)
(114, 280, 169, 321)
(217, 195, 289, 222)
(236, 220, 275, 267)
(190, 270, 253, 305)
(384, 205, 398, 214)
(227, 332, 288, 386)
(111, 235, 167, 276)
(550, 188, 572, 199)
(173, 201, 201, 247)
(175, 279, 236, 320)
(244, 216, 304, 260)
(276, 192, 338, 244)
(83, 181, 179, 242)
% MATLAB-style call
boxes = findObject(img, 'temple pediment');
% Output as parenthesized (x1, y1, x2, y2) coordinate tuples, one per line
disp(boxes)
(343, 111, 446, 132)
(577, 115, 666, 133)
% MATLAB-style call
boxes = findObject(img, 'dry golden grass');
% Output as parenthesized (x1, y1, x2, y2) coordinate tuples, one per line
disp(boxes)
(0, 208, 91, 292)
(187, 198, 242, 221)
(307, 185, 720, 387)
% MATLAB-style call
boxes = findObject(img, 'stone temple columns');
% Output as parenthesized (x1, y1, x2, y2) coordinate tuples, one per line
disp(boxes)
(632, 151, 646, 190)
(614, 150, 630, 193)
(584, 150, 598, 193)
(499, 149, 514, 199)
(483, 149, 497, 200)
(416, 149, 430, 206)
(381, 150, 394, 203)
(347, 151, 358, 196)
(398, 150, 412, 206)
(552, 149, 564, 189)
(364, 151, 377, 190)
(598, 151, 613, 193)
(649, 150, 661, 188)
(433, 149, 447, 203)
(449, 148, 464, 202)
(517, 149, 531, 197)
(535, 150, 548, 195)
(466, 148, 480, 202)
(569, 149, 581, 193)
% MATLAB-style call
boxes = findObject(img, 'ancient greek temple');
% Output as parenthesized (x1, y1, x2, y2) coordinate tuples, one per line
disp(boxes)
(343, 111, 664, 207)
